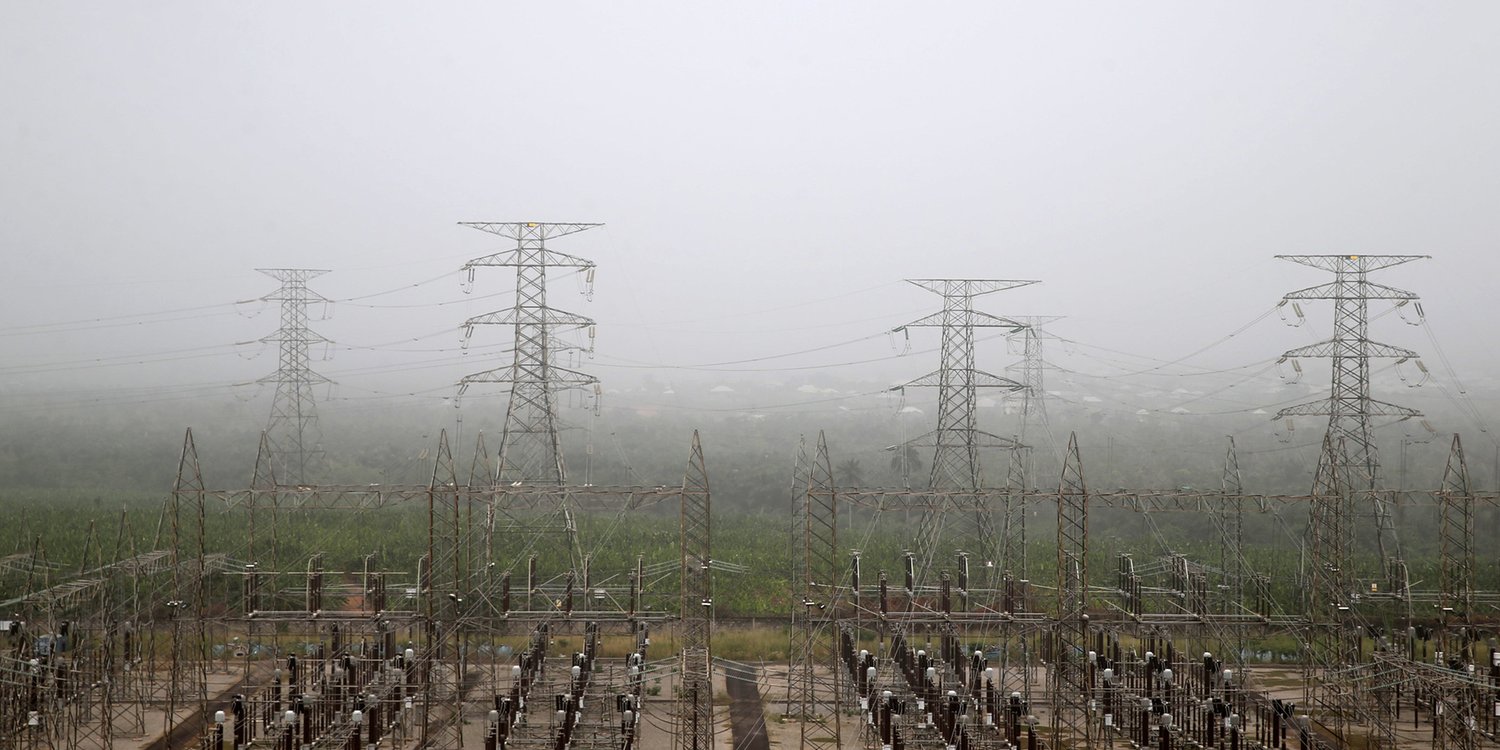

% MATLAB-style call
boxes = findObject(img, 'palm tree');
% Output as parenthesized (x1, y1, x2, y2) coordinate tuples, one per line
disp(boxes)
(836, 458, 865, 487)
(887, 445, 923, 484)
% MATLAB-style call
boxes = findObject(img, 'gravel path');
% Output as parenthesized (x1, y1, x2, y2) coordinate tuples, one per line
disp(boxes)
(725, 664, 770, 750)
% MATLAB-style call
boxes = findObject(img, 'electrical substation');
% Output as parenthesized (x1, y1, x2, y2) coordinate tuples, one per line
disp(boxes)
(3, 228, 1496, 750)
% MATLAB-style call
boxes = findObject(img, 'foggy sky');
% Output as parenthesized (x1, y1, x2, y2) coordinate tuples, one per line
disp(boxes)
(2, 3, 1498, 448)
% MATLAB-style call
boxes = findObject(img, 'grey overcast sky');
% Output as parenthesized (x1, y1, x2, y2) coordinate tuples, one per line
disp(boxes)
(1, 3, 1497, 429)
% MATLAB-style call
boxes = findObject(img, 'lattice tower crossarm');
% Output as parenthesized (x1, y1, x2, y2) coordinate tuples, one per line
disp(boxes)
(256, 268, 331, 484)
(457, 221, 601, 486)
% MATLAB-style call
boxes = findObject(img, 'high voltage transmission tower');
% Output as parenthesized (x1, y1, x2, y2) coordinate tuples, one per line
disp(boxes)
(894, 278, 1036, 490)
(1005, 315, 1061, 489)
(457, 222, 600, 486)
(1272, 254, 1431, 750)
(257, 268, 332, 484)
(893, 279, 1035, 590)
(1273, 254, 1428, 581)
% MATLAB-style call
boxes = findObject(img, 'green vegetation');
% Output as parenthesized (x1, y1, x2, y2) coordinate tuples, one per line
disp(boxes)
(4, 487, 1494, 621)
(2, 397, 1494, 623)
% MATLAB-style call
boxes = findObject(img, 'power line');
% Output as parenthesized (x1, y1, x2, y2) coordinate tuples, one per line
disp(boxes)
(0, 307, 245, 338)
(330, 268, 463, 302)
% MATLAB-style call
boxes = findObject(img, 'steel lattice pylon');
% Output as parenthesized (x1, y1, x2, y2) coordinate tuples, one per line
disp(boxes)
(789, 432, 842, 750)
(1051, 432, 1093, 749)
(167, 430, 209, 742)
(895, 279, 1033, 598)
(1274, 254, 1428, 577)
(1438, 434, 1475, 625)
(999, 439, 1028, 580)
(458, 221, 600, 486)
(1006, 315, 1062, 491)
(1213, 436, 1249, 676)
(257, 268, 331, 484)
(1305, 433, 1358, 744)
(248, 432, 277, 569)
(895, 279, 1035, 491)
(1432, 435, 1482, 750)
(676, 431, 713, 750)
(1273, 255, 1434, 750)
